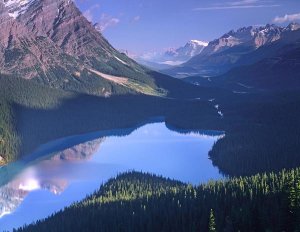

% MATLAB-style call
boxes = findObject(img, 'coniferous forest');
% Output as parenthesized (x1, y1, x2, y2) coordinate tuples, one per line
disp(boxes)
(16, 170, 300, 232)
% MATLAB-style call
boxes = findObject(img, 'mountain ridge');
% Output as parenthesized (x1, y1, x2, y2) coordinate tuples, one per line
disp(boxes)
(182, 36, 300, 91)
(164, 23, 300, 78)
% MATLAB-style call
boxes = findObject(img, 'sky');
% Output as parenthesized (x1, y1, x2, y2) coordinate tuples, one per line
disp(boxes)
(74, 0, 300, 55)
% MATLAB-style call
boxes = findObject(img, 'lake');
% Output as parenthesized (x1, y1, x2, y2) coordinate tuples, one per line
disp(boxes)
(0, 122, 224, 231)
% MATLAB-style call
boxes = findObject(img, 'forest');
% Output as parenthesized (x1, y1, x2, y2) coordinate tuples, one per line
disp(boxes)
(16, 169, 300, 232)
(0, 98, 19, 163)
(209, 90, 300, 176)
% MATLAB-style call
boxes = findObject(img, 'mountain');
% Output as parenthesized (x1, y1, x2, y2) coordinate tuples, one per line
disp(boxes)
(164, 40, 208, 64)
(164, 23, 300, 78)
(214, 38, 300, 91)
(0, 0, 167, 96)
(134, 40, 208, 70)
(182, 33, 300, 91)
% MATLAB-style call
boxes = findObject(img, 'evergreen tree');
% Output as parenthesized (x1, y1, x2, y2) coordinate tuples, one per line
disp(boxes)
(209, 209, 217, 232)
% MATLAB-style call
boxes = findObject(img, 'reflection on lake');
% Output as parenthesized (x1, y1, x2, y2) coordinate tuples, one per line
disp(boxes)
(0, 122, 224, 231)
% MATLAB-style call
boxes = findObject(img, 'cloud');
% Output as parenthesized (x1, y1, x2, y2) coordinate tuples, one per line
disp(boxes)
(83, 4, 100, 22)
(95, 14, 120, 32)
(159, 61, 185, 66)
(83, 10, 93, 22)
(133, 16, 141, 22)
(273, 13, 300, 23)
(194, 5, 280, 10)
(229, 0, 260, 6)
(194, 0, 280, 11)
(140, 51, 161, 61)
(81, 4, 120, 32)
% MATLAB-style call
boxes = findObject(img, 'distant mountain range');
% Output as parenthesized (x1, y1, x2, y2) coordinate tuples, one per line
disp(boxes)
(214, 37, 300, 91)
(179, 23, 300, 91)
(132, 40, 208, 70)
(163, 23, 300, 79)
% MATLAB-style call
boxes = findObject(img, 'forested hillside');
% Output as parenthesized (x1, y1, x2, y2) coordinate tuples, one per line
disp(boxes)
(17, 170, 300, 231)
(0, 98, 19, 163)
(0, 74, 222, 164)
(0, 75, 76, 163)
(209, 91, 300, 176)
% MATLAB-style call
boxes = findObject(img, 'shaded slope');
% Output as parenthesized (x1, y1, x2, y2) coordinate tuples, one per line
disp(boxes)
(216, 39, 300, 91)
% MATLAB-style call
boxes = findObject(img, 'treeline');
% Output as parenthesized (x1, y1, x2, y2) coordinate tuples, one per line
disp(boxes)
(17, 169, 300, 231)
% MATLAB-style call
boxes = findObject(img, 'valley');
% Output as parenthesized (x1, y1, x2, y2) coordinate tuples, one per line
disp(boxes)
(0, 0, 299, 231)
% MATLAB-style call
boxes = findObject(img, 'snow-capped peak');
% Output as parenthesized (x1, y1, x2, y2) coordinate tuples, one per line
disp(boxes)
(286, 22, 300, 31)
(190, 40, 209, 47)
(3, 0, 36, 19)
(132, 39, 208, 69)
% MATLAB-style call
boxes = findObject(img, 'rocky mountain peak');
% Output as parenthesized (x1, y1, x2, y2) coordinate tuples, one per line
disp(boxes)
(166, 22, 300, 78)
(286, 22, 300, 31)
(178, 40, 208, 57)
(0, 0, 159, 96)
(237, 26, 253, 33)
(133, 39, 208, 70)
(252, 24, 282, 47)
(163, 40, 207, 58)
(203, 24, 285, 55)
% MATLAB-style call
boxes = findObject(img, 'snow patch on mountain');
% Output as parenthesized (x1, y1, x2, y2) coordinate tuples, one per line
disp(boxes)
(3, 0, 36, 19)
(114, 56, 128, 66)
(190, 40, 209, 47)
(202, 24, 285, 55)
(165, 40, 208, 59)
(133, 40, 208, 70)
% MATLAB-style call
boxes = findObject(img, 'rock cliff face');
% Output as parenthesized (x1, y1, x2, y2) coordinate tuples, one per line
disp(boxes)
(0, 0, 159, 96)
(165, 23, 300, 77)
(201, 24, 284, 56)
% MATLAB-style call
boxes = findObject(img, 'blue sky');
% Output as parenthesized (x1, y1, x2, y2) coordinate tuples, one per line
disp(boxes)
(75, 0, 300, 54)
